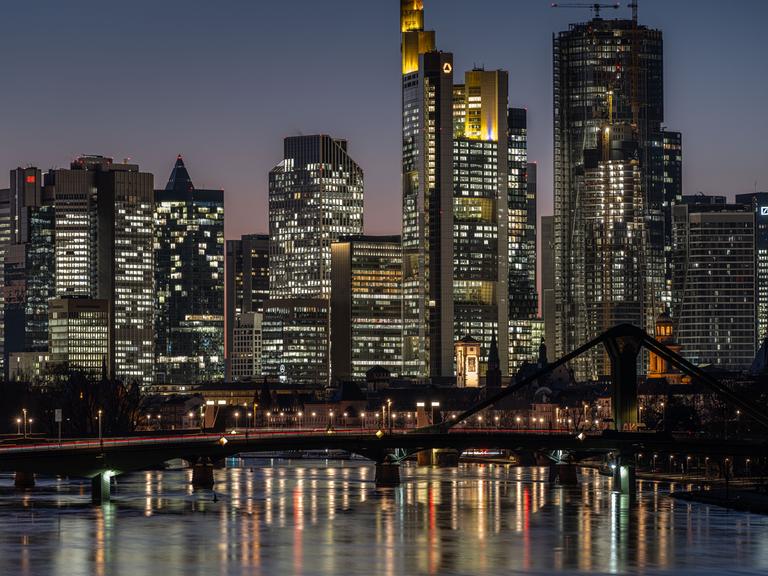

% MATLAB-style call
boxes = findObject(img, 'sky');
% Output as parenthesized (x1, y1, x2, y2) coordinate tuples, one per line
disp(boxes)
(1, 0, 767, 242)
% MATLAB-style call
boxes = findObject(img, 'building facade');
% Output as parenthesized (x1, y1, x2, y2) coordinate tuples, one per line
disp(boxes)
(0, 188, 10, 376)
(230, 311, 263, 381)
(554, 14, 671, 379)
(508, 108, 539, 373)
(268, 135, 363, 299)
(154, 156, 224, 386)
(3, 168, 55, 367)
(541, 215, 556, 362)
(266, 135, 363, 386)
(735, 192, 768, 343)
(672, 201, 756, 370)
(262, 298, 330, 386)
(46, 156, 154, 387)
(330, 235, 402, 382)
(225, 234, 268, 379)
(452, 69, 510, 375)
(48, 297, 110, 377)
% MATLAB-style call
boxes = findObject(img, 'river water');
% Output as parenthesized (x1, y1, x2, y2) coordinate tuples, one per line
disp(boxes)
(0, 460, 765, 575)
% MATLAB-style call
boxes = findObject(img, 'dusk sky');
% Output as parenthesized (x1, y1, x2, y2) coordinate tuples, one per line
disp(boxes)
(2, 0, 767, 241)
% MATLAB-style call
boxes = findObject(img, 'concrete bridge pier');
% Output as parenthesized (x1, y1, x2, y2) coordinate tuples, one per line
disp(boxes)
(14, 471, 35, 490)
(91, 472, 112, 504)
(191, 458, 215, 489)
(549, 463, 579, 486)
(375, 456, 401, 488)
(612, 455, 637, 499)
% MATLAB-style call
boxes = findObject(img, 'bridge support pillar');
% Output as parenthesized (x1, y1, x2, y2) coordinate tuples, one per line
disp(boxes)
(549, 463, 579, 486)
(614, 463, 636, 498)
(375, 459, 401, 488)
(91, 472, 111, 505)
(191, 458, 215, 489)
(14, 471, 35, 490)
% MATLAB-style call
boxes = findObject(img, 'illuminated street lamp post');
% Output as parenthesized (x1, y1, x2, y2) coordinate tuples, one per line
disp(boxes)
(98, 409, 103, 443)
(234, 411, 240, 432)
(28, 418, 34, 435)
(22, 408, 27, 439)
(430, 401, 440, 425)
(15, 418, 21, 435)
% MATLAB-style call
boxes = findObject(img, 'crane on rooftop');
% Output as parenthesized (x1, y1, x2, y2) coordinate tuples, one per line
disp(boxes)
(550, 3, 620, 18)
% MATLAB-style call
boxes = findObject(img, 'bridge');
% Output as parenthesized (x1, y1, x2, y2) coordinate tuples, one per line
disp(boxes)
(2, 324, 767, 503)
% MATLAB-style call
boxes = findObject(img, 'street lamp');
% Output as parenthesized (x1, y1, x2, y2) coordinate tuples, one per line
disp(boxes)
(15, 418, 21, 435)
(234, 411, 240, 431)
(28, 418, 33, 435)
(22, 408, 27, 439)
(97, 409, 103, 445)
(431, 401, 440, 425)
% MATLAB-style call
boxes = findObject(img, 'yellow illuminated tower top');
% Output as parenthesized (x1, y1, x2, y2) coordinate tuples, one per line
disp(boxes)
(400, 0, 424, 32)
(400, 0, 435, 74)
(462, 70, 506, 142)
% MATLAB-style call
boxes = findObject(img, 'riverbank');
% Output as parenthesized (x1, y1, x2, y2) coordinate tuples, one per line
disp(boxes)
(671, 488, 768, 514)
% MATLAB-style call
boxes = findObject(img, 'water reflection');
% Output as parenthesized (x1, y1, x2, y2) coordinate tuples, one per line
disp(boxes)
(0, 463, 764, 575)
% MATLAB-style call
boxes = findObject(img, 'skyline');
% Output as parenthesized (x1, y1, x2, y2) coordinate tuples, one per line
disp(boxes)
(2, 0, 767, 243)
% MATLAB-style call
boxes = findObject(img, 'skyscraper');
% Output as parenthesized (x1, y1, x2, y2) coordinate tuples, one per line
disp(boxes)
(553, 13, 670, 379)
(154, 156, 224, 386)
(225, 234, 269, 379)
(0, 188, 10, 376)
(46, 156, 154, 387)
(4, 168, 55, 364)
(508, 109, 539, 373)
(330, 235, 403, 382)
(672, 200, 756, 370)
(735, 192, 768, 342)
(401, 1, 453, 379)
(268, 135, 363, 299)
(266, 135, 363, 385)
(452, 69, 509, 374)
(541, 215, 556, 360)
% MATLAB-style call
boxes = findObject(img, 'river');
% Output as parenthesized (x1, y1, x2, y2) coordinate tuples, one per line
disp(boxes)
(0, 460, 765, 575)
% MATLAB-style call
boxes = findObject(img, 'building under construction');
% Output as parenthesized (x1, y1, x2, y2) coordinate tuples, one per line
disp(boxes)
(553, 4, 681, 379)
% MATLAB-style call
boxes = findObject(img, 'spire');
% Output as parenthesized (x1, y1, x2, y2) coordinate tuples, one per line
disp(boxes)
(165, 155, 195, 193)
(488, 331, 500, 371)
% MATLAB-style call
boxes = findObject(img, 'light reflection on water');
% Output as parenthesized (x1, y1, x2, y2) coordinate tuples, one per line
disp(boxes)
(0, 462, 764, 575)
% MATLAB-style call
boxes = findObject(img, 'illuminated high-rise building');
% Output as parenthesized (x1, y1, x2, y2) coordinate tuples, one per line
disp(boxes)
(401, 0, 453, 379)
(672, 200, 756, 370)
(154, 156, 224, 386)
(507, 109, 539, 373)
(662, 130, 683, 306)
(554, 13, 669, 379)
(266, 135, 363, 385)
(48, 297, 110, 378)
(225, 234, 268, 379)
(0, 188, 10, 376)
(268, 135, 363, 299)
(330, 235, 402, 382)
(231, 311, 263, 381)
(46, 156, 154, 387)
(452, 69, 509, 374)
(735, 192, 768, 342)
(4, 168, 55, 368)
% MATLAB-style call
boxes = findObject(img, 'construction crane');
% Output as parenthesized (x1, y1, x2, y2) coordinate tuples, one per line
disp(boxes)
(551, 3, 620, 18)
